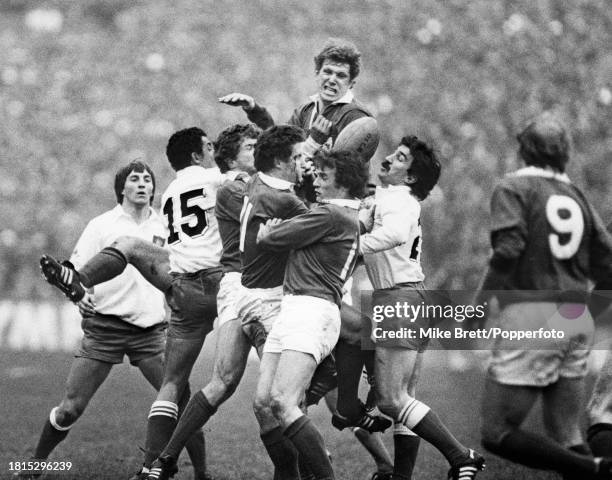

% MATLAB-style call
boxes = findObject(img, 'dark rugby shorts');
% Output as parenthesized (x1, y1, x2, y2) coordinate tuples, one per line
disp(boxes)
(77, 313, 166, 365)
(165, 267, 223, 340)
(372, 282, 430, 351)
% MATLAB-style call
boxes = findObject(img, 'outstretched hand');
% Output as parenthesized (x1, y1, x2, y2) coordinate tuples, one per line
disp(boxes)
(218, 92, 256, 110)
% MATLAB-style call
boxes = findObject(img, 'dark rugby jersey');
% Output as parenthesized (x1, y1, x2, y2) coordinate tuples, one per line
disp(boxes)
(240, 173, 309, 288)
(215, 172, 249, 274)
(258, 200, 360, 307)
(490, 167, 612, 303)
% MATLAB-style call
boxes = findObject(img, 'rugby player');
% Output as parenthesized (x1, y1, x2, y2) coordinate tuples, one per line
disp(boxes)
(254, 149, 368, 480)
(142, 124, 263, 479)
(31, 161, 207, 480)
(475, 113, 612, 478)
(40, 127, 223, 480)
(361, 136, 485, 480)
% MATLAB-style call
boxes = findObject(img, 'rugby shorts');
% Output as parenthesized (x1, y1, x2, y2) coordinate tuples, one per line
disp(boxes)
(488, 301, 594, 387)
(264, 294, 341, 364)
(77, 312, 166, 365)
(165, 267, 222, 340)
(236, 285, 283, 334)
(216, 272, 243, 327)
(370, 282, 429, 351)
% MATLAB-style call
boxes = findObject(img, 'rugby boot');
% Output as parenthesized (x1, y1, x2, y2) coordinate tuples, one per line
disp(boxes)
(40, 254, 86, 302)
(332, 403, 392, 433)
(146, 456, 178, 480)
(447, 449, 485, 480)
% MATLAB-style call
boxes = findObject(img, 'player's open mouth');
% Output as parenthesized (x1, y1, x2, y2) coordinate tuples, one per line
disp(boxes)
(380, 161, 390, 172)
(323, 86, 336, 95)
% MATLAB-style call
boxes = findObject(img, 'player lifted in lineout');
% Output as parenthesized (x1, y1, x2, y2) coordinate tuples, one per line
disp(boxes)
(474, 113, 612, 479)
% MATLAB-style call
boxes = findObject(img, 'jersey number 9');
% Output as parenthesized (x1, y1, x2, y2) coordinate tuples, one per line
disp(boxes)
(545, 195, 584, 259)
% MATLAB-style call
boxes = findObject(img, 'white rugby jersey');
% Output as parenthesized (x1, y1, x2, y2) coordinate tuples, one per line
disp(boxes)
(360, 185, 425, 289)
(70, 205, 167, 328)
(161, 165, 224, 273)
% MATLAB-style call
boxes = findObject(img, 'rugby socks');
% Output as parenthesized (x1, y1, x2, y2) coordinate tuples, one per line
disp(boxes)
(393, 423, 420, 479)
(261, 426, 300, 480)
(163, 391, 216, 460)
(78, 246, 128, 288)
(398, 400, 468, 467)
(588, 423, 612, 456)
(298, 455, 316, 480)
(306, 355, 337, 406)
(144, 401, 178, 467)
(351, 428, 393, 474)
(284, 415, 334, 480)
(33, 407, 73, 459)
(334, 340, 365, 419)
(484, 428, 599, 476)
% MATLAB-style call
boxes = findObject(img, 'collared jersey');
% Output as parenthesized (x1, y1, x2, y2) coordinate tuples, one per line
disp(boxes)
(215, 170, 250, 274)
(161, 165, 224, 273)
(259, 199, 361, 307)
(361, 185, 424, 289)
(490, 166, 612, 300)
(70, 205, 166, 328)
(247, 90, 373, 144)
(239, 172, 309, 288)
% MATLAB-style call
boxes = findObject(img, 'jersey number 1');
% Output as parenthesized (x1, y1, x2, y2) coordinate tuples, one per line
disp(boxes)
(545, 195, 584, 259)
(163, 189, 208, 244)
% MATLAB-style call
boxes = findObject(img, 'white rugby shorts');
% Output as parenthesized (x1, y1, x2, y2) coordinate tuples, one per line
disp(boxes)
(488, 301, 594, 387)
(264, 294, 341, 364)
(216, 272, 243, 327)
(236, 285, 283, 333)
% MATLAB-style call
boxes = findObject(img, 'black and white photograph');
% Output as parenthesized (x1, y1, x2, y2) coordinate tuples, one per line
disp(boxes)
(1, 1, 612, 479)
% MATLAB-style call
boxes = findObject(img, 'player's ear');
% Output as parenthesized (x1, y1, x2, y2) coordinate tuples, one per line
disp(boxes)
(405, 173, 417, 185)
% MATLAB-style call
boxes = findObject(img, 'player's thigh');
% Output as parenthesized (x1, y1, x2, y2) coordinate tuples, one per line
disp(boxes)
(113, 237, 171, 292)
(588, 347, 612, 425)
(481, 378, 539, 440)
(542, 376, 586, 444)
(271, 350, 318, 408)
(374, 347, 419, 403)
(63, 357, 113, 407)
(136, 352, 166, 391)
(162, 335, 205, 387)
(166, 268, 222, 341)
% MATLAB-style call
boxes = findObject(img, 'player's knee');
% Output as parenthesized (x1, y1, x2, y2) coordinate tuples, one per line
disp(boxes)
(480, 421, 510, 453)
(268, 389, 291, 420)
(253, 392, 272, 418)
(56, 399, 85, 425)
(375, 391, 402, 418)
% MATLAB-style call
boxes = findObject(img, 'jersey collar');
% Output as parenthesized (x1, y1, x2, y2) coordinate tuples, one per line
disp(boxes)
(226, 170, 250, 182)
(512, 166, 571, 184)
(258, 171, 294, 191)
(320, 198, 360, 210)
(309, 90, 354, 106)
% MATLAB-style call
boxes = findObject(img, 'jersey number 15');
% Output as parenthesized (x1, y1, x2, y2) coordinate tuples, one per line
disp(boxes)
(163, 188, 209, 244)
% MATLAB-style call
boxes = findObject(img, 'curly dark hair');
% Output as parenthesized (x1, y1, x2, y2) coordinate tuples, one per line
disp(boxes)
(214, 124, 261, 173)
(313, 150, 369, 199)
(254, 125, 306, 173)
(114, 160, 156, 205)
(166, 127, 207, 171)
(517, 113, 570, 173)
(400, 136, 441, 201)
(314, 38, 361, 80)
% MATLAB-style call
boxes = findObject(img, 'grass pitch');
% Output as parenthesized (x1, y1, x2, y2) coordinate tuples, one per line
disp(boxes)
(1, 339, 562, 479)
